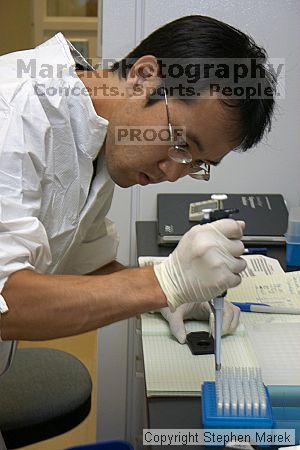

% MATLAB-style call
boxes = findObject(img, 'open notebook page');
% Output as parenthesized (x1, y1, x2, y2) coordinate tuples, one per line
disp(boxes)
(141, 318, 258, 396)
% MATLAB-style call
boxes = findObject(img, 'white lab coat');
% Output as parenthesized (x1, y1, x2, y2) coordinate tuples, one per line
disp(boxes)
(0, 34, 119, 375)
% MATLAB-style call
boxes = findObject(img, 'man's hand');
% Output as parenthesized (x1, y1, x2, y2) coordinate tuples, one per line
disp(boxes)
(154, 219, 247, 311)
(160, 302, 240, 344)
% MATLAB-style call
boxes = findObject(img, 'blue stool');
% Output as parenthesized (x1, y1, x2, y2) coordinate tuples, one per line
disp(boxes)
(66, 441, 133, 450)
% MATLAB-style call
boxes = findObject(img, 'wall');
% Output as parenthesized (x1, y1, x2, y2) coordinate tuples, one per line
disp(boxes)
(0, 0, 33, 55)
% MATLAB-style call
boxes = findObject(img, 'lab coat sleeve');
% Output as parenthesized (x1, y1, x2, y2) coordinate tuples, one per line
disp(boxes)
(79, 217, 120, 273)
(0, 87, 52, 311)
(61, 216, 120, 275)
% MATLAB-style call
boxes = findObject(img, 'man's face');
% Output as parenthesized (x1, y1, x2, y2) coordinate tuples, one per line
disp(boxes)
(104, 95, 241, 188)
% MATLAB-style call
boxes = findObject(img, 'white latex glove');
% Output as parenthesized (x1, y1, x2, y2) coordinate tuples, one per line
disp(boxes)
(154, 219, 246, 311)
(160, 302, 240, 344)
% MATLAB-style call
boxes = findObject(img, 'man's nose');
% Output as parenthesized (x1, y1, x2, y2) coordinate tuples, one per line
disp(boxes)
(158, 159, 187, 182)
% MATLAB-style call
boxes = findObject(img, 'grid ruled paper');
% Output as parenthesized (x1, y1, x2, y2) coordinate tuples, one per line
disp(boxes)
(141, 315, 257, 396)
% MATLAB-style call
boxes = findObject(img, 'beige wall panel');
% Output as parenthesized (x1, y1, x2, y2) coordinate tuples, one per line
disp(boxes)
(0, 0, 33, 55)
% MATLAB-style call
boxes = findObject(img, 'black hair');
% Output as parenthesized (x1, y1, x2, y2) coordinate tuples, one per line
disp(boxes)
(111, 15, 276, 150)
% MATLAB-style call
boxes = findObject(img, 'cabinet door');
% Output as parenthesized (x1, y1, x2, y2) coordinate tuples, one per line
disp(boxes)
(32, 0, 100, 62)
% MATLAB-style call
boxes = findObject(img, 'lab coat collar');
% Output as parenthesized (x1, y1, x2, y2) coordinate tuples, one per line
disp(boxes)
(38, 33, 109, 161)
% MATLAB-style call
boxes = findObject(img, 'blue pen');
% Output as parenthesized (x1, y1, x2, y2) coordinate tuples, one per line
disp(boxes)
(243, 248, 268, 255)
(232, 302, 300, 314)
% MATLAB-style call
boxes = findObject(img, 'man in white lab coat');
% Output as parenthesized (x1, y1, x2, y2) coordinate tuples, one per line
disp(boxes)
(0, 16, 275, 375)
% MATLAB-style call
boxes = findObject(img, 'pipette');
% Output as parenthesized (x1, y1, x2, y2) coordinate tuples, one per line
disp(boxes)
(210, 292, 226, 371)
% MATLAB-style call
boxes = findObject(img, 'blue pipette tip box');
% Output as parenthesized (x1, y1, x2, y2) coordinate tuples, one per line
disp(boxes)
(201, 381, 274, 429)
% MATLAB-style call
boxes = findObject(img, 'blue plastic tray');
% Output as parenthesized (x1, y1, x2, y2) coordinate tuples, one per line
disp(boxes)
(65, 440, 133, 450)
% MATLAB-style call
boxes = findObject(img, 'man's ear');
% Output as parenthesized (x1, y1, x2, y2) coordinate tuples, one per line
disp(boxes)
(126, 55, 160, 98)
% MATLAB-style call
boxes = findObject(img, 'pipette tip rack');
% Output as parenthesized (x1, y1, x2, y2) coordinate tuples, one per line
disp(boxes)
(202, 367, 273, 428)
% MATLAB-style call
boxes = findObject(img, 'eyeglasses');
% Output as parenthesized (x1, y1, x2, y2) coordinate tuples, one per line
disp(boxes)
(163, 87, 210, 181)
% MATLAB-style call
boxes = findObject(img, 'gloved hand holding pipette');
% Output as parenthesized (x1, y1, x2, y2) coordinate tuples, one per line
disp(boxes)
(159, 301, 240, 344)
(154, 219, 246, 312)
